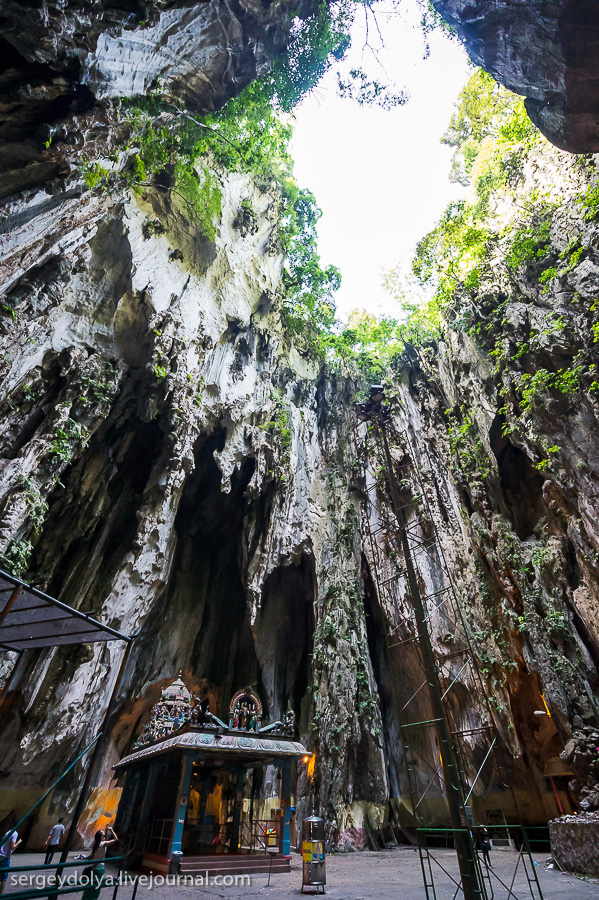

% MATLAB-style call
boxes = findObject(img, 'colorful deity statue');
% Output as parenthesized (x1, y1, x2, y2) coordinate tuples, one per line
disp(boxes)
(229, 687, 262, 732)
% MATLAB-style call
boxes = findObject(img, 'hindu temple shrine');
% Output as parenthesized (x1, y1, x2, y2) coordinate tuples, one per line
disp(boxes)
(113, 679, 309, 875)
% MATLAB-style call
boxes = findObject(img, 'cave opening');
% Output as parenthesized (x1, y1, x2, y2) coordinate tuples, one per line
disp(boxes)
(254, 555, 316, 731)
(489, 415, 545, 540)
(141, 428, 262, 721)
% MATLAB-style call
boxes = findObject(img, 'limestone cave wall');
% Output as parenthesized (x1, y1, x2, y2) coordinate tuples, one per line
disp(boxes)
(1, 0, 599, 856)
(0, 164, 389, 848)
(365, 145, 599, 826)
(433, 0, 599, 153)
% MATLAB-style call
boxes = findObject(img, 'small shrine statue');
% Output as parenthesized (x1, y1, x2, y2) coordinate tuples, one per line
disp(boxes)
(190, 697, 211, 726)
(258, 706, 296, 735)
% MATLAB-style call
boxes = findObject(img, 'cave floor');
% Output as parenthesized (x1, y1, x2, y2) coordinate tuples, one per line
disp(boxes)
(6, 850, 599, 899)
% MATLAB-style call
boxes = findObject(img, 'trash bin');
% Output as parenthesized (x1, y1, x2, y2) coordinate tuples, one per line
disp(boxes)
(301, 815, 325, 894)
(81, 862, 105, 900)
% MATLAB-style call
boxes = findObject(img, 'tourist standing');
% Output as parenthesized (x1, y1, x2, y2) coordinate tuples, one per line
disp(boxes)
(81, 826, 118, 895)
(480, 828, 492, 867)
(44, 818, 66, 866)
(0, 826, 22, 895)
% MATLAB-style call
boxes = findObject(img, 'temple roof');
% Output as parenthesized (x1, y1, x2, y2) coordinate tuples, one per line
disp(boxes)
(114, 726, 307, 770)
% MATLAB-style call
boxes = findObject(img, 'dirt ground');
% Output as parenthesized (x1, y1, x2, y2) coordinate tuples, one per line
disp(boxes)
(4, 849, 599, 899)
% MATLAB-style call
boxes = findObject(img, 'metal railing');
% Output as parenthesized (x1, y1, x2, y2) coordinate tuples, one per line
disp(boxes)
(239, 820, 280, 854)
(0, 856, 139, 900)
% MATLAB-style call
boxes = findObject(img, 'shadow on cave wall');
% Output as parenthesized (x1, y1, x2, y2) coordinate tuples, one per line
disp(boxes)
(361, 558, 409, 815)
(126, 430, 315, 742)
(253, 557, 315, 732)
(0, 391, 167, 784)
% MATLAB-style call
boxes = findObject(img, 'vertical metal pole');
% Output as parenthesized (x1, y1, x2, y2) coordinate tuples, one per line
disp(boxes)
(378, 423, 483, 900)
(170, 754, 194, 856)
(280, 760, 292, 856)
(0, 586, 21, 627)
(248, 768, 257, 851)
(230, 768, 245, 853)
(60, 638, 134, 862)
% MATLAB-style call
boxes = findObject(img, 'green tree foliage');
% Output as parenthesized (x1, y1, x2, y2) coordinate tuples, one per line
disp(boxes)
(337, 68, 408, 109)
(265, 0, 353, 112)
(441, 70, 521, 185)
(280, 186, 341, 350)
(411, 69, 542, 316)
(330, 282, 443, 385)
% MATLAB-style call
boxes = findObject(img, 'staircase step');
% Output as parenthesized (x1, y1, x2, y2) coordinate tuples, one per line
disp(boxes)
(179, 856, 291, 876)
(180, 864, 291, 877)
(179, 854, 291, 873)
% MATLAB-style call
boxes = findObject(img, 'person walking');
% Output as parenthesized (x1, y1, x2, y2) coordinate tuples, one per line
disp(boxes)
(480, 828, 492, 867)
(44, 818, 66, 866)
(0, 826, 22, 895)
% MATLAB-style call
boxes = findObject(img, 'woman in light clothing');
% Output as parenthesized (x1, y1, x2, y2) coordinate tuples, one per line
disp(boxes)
(88, 827, 118, 861)
(82, 826, 118, 888)
(0, 829, 22, 895)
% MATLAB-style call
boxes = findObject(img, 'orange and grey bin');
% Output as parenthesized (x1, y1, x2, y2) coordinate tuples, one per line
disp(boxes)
(301, 815, 325, 894)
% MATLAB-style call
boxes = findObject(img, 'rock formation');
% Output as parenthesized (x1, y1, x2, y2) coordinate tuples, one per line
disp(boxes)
(1, 0, 599, 855)
(561, 720, 599, 811)
(433, 0, 599, 152)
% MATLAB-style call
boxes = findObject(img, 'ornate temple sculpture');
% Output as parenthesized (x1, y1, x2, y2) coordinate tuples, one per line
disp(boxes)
(228, 686, 263, 731)
(133, 677, 295, 750)
(259, 708, 296, 736)
(133, 675, 193, 748)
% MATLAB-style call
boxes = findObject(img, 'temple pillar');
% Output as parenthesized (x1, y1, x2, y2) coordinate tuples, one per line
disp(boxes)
(135, 761, 160, 851)
(197, 769, 211, 825)
(281, 759, 292, 856)
(116, 769, 141, 835)
(169, 753, 194, 856)
(230, 767, 245, 853)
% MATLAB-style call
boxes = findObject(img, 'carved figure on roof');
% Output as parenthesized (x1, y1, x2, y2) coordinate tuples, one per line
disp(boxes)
(190, 698, 210, 726)
(133, 675, 193, 749)
(229, 687, 262, 732)
(259, 708, 296, 736)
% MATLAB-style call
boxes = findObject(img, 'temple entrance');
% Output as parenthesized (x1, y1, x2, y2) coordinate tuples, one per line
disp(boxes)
(114, 679, 308, 875)
(182, 766, 295, 855)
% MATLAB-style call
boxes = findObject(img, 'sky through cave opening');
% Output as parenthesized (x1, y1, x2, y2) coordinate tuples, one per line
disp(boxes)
(290, 0, 471, 319)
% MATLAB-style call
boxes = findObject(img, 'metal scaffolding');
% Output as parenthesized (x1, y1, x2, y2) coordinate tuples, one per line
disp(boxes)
(354, 386, 543, 900)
